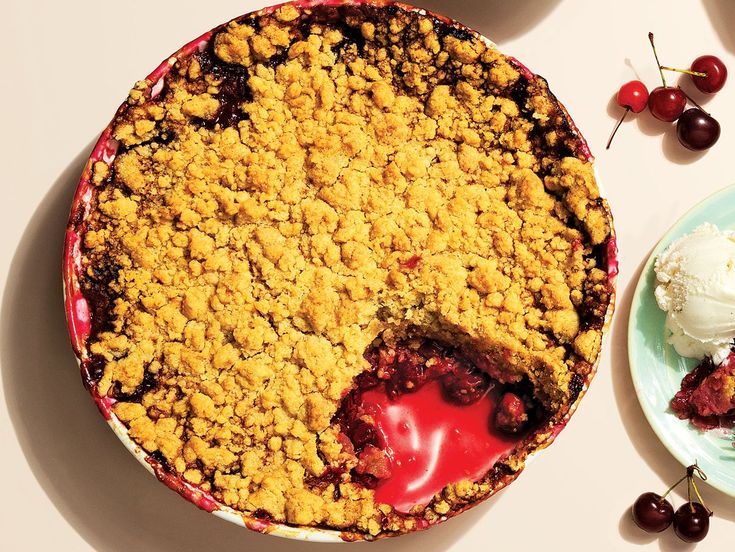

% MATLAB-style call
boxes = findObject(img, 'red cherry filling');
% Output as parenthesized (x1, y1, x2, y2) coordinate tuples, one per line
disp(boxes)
(441, 363, 491, 405)
(671, 353, 735, 430)
(400, 255, 422, 269)
(671, 357, 718, 427)
(494, 392, 529, 433)
(330, 339, 544, 512)
(349, 419, 378, 449)
(355, 445, 392, 480)
(362, 340, 493, 402)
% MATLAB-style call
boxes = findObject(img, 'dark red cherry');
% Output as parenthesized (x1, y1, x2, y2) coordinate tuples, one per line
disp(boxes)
(441, 365, 489, 405)
(617, 80, 649, 112)
(632, 492, 674, 533)
(350, 419, 379, 451)
(691, 55, 728, 93)
(648, 87, 687, 122)
(677, 108, 720, 151)
(494, 392, 528, 433)
(673, 502, 711, 542)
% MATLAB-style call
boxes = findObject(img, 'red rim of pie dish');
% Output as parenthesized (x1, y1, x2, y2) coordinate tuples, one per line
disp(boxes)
(62, 0, 618, 542)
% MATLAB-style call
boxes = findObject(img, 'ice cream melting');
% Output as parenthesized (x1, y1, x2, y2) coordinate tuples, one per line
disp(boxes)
(655, 223, 735, 364)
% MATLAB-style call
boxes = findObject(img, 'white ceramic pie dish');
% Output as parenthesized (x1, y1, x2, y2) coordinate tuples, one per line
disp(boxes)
(62, 0, 617, 542)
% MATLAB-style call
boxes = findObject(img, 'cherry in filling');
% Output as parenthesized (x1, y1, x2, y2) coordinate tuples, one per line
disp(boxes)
(671, 352, 735, 430)
(331, 339, 543, 513)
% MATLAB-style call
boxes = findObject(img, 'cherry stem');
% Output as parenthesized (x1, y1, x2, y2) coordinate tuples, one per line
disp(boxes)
(687, 463, 712, 515)
(648, 32, 667, 86)
(677, 86, 711, 115)
(690, 477, 710, 514)
(661, 472, 689, 500)
(606, 107, 630, 150)
(688, 463, 708, 482)
(661, 66, 708, 78)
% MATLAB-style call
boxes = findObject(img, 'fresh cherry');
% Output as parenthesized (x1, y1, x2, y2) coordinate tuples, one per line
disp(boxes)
(606, 80, 649, 149)
(691, 55, 728, 93)
(677, 108, 720, 151)
(648, 87, 687, 122)
(673, 502, 711, 543)
(631, 464, 713, 541)
(618, 80, 650, 112)
(647, 33, 687, 122)
(632, 492, 674, 533)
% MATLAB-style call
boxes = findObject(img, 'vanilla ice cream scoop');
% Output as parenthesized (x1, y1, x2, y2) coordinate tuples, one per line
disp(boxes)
(654, 223, 735, 365)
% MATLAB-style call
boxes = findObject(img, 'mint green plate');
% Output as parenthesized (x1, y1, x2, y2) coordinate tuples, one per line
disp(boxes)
(629, 185, 735, 498)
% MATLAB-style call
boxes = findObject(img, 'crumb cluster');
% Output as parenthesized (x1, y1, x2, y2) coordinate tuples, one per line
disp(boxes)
(80, 3, 612, 537)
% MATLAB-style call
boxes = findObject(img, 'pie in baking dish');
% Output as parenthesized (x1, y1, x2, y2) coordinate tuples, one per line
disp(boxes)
(75, 1, 615, 538)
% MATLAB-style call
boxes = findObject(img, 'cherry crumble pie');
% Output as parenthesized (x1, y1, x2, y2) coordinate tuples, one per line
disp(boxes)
(69, 1, 616, 539)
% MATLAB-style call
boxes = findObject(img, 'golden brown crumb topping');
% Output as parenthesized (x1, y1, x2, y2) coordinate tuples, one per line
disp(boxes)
(80, 3, 612, 537)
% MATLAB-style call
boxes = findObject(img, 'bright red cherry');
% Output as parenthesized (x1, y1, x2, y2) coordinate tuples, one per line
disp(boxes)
(618, 80, 649, 112)
(606, 80, 649, 149)
(648, 87, 687, 122)
(691, 55, 728, 93)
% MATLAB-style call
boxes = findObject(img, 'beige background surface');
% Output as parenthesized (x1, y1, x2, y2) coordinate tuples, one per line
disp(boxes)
(2, 0, 735, 550)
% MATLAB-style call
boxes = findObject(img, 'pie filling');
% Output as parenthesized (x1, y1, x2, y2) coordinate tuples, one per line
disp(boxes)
(70, 0, 615, 539)
(331, 337, 541, 512)
(671, 352, 735, 430)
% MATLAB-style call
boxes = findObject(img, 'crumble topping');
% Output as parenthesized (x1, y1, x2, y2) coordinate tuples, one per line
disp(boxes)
(79, 3, 613, 537)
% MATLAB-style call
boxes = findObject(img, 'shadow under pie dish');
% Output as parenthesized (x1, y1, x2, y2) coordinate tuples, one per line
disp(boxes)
(63, 0, 617, 542)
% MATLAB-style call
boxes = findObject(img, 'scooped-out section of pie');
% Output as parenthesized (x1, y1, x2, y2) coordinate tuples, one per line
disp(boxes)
(66, 0, 615, 539)
(333, 338, 537, 514)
